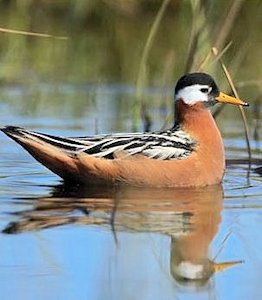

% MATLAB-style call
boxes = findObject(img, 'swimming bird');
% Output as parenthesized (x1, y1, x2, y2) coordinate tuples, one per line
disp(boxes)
(1, 73, 248, 187)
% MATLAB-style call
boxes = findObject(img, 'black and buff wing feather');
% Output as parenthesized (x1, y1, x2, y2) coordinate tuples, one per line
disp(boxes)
(1, 126, 197, 160)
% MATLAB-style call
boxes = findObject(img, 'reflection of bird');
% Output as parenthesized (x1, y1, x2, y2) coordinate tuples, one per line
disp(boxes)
(2, 182, 243, 284)
(171, 239, 243, 286)
(1, 73, 248, 187)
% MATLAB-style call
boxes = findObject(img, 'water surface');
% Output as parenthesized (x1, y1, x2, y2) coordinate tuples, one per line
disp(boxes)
(0, 85, 261, 300)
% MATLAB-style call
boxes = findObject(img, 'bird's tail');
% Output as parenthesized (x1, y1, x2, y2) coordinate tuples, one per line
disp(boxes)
(1, 126, 80, 181)
(1, 126, 85, 153)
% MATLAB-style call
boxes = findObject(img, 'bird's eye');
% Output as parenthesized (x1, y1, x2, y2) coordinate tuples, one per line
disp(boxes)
(200, 88, 209, 93)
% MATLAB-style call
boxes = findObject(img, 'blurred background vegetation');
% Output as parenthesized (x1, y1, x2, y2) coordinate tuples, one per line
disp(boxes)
(0, 0, 261, 132)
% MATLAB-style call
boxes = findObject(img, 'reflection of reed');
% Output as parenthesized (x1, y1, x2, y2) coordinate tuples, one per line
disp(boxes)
(253, 98, 261, 150)
(3, 183, 242, 284)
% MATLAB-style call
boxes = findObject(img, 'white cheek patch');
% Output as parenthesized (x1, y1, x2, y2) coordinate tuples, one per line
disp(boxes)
(175, 261, 204, 280)
(175, 84, 209, 105)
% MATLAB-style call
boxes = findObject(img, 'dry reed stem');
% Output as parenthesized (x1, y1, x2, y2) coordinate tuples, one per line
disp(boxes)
(0, 27, 68, 40)
(185, 0, 208, 73)
(197, 51, 211, 73)
(159, 51, 176, 130)
(134, 0, 170, 131)
(197, 41, 232, 72)
(212, 47, 251, 162)
(161, 112, 173, 130)
(214, 0, 244, 51)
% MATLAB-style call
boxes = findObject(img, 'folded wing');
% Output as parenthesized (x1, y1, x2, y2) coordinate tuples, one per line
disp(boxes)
(1, 126, 196, 160)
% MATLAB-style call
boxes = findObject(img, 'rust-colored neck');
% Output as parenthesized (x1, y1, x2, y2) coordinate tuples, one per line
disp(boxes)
(174, 99, 225, 180)
(175, 99, 219, 138)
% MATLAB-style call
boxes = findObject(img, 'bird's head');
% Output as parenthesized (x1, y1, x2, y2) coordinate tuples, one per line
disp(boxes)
(174, 73, 248, 107)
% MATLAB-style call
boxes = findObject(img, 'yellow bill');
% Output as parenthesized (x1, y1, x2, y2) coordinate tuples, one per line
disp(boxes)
(216, 92, 249, 106)
(213, 260, 244, 272)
